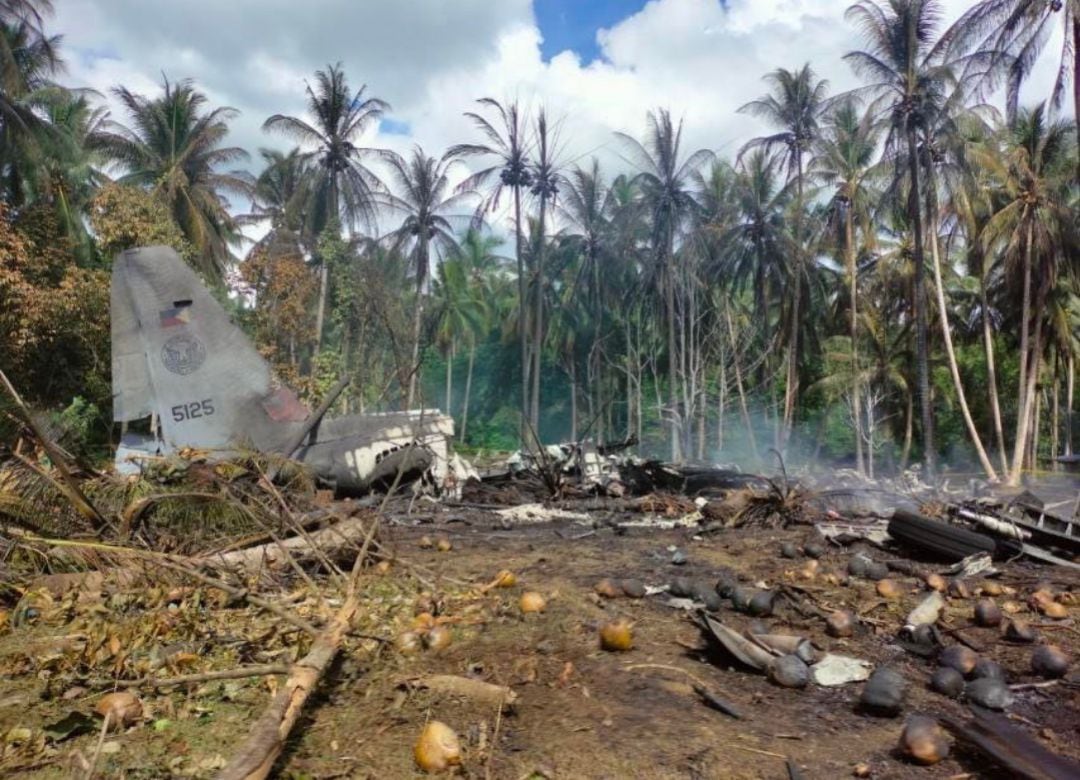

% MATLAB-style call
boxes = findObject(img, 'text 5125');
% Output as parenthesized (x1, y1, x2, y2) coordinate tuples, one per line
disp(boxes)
(171, 399, 215, 422)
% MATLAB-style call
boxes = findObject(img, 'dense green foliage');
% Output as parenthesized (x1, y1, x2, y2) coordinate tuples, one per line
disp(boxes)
(1, 0, 1078, 483)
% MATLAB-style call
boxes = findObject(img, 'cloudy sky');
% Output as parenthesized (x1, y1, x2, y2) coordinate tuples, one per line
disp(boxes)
(51, 0, 1064, 234)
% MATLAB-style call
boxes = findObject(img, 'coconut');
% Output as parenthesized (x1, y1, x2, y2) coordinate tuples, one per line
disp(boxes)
(972, 658, 1005, 681)
(900, 715, 950, 765)
(876, 579, 902, 599)
(418, 535, 434, 549)
(948, 579, 971, 599)
(866, 562, 890, 582)
(780, 542, 800, 559)
(730, 586, 755, 612)
(520, 591, 546, 614)
(924, 572, 947, 592)
(974, 599, 1003, 628)
(599, 619, 634, 651)
(848, 556, 870, 578)
(747, 590, 775, 617)
(1030, 587, 1056, 607)
(965, 678, 1012, 710)
(1004, 619, 1036, 643)
(799, 560, 820, 581)
(939, 645, 979, 677)
(669, 577, 695, 598)
(693, 583, 723, 612)
(412, 612, 436, 632)
(803, 542, 825, 559)
(594, 578, 623, 599)
(860, 668, 907, 716)
(621, 579, 646, 599)
(95, 692, 142, 731)
(930, 667, 964, 698)
(1031, 645, 1070, 679)
(424, 625, 453, 652)
(1041, 602, 1069, 619)
(714, 575, 737, 599)
(493, 569, 517, 588)
(414, 721, 462, 773)
(826, 610, 855, 638)
(436, 537, 452, 552)
(768, 654, 810, 689)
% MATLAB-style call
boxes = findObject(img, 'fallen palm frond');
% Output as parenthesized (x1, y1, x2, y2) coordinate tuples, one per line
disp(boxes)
(1, 370, 108, 532)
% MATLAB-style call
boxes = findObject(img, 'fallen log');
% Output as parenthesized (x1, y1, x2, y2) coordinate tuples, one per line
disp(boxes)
(202, 512, 376, 572)
(215, 518, 379, 780)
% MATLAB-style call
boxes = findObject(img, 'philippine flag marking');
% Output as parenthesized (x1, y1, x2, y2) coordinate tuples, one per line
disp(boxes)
(159, 305, 191, 328)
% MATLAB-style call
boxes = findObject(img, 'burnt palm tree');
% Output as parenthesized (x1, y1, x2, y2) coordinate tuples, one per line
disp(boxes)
(449, 98, 533, 437)
(379, 145, 468, 407)
(263, 63, 388, 352)
(95, 77, 252, 281)
(617, 109, 713, 460)
(739, 64, 828, 445)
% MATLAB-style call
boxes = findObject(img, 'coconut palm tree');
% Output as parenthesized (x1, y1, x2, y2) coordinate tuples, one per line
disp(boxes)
(94, 77, 252, 281)
(263, 63, 388, 351)
(446, 228, 502, 441)
(35, 90, 108, 262)
(739, 64, 829, 444)
(0, 17, 61, 207)
(977, 103, 1076, 483)
(842, 0, 963, 475)
(527, 108, 561, 431)
(720, 150, 789, 391)
(616, 109, 713, 461)
(559, 159, 616, 437)
(379, 145, 468, 407)
(449, 98, 533, 436)
(432, 253, 489, 423)
(245, 147, 313, 252)
(812, 99, 882, 473)
(945, 0, 1080, 175)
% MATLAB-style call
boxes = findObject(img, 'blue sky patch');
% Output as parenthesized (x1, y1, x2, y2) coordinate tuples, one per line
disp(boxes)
(379, 117, 411, 136)
(534, 0, 648, 63)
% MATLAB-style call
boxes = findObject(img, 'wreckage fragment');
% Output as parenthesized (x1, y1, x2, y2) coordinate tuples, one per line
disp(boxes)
(698, 614, 772, 671)
(940, 708, 1080, 780)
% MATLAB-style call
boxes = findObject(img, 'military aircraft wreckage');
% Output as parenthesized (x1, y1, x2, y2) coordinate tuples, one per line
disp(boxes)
(110, 245, 465, 494)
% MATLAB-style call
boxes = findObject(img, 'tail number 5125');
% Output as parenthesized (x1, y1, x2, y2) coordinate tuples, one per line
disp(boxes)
(171, 399, 215, 422)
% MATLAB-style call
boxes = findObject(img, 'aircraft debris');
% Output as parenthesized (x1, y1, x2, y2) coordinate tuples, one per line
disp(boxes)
(110, 246, 461, 496)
